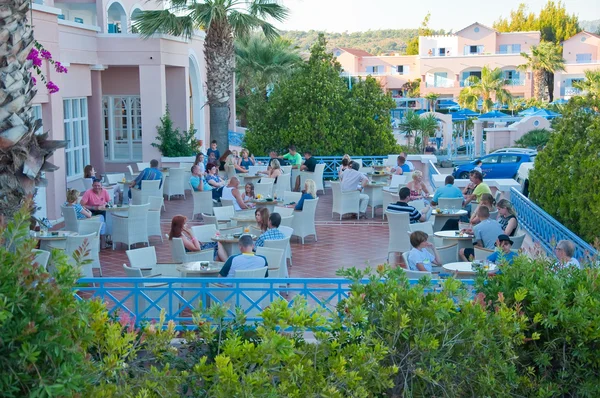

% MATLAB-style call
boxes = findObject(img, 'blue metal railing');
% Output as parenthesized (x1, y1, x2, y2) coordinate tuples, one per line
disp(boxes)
(253, 156, 389, 180)
(510, 187, 597, 260)
(428, 159, 441, 189)
(75, 277, 460, 329)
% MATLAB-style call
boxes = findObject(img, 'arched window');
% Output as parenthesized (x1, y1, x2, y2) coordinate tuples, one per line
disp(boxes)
(130, 8, 142, 33)
(107, 2, 127, 33)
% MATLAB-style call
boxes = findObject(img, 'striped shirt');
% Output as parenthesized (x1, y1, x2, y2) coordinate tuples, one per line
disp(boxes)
(386, 201, 421, 224)
(255, 228, 286, 248)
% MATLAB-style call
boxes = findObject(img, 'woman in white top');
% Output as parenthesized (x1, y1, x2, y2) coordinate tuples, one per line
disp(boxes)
(554, 240, 581, 269)
(407, 231, 442, 272)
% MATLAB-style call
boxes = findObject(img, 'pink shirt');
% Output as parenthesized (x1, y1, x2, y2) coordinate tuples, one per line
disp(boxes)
(81, 188, 110, 207)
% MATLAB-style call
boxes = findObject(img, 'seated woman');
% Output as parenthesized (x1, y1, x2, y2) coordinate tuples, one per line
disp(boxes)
(496, 199, 518, 236)
(194, 152, 206, 175)
(255, 207, 270, 233)
(407, 231, 442, 272)
(236, 149, 255, 173)
(470, 193, 496, 225)
(169, 215, 227, 261)
(64, 188, 107, 247)
(83, 164, 96, 179)
(293, 179, 317, 211)
(260, 158, 282, 183)
(242, 182, 255, 202)
(205, 162, 226, 200)
(406, 170, 430, 201)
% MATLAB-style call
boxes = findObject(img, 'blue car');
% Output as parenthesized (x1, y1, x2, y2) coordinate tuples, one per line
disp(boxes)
(452, 152, 536, 180)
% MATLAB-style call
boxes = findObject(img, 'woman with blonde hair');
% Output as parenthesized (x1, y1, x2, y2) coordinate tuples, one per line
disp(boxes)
(406, 170, 430, 200)
(237, 149, 255, 173)
(265, 158, 282, 182)
(496, 199, 518, 236)
(294, 179, 317, 211)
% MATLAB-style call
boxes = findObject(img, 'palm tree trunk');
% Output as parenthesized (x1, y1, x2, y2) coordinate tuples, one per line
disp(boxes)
(205, 20, 235, 150)
(533, 70, 545, 101)
(545, 71, 555, 103)
(0, 0, 66, 218)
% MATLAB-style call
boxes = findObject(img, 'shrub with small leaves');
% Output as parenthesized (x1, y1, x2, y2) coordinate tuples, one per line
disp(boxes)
(152, 107, 200, 157)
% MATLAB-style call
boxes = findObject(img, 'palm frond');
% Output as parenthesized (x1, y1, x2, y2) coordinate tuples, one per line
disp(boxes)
(249, 0, 289, 23)
(133, 10, 195, 39)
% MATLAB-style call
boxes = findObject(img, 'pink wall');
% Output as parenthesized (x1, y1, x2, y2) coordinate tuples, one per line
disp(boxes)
(563, 32, 600, 63)
(457, 24, 497, 54)
(166, 66, 189, 131)
(496, 32, 540, 52)
(336, 51, 359, 73)
(60, 64, 92, 98)
(101, 67, 140, 95)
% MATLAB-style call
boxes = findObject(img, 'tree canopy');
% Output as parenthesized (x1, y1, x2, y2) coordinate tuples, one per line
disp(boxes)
(494, 1, 580, 43)
(244, 34, 399, 156)
(406, 13, 434, 55)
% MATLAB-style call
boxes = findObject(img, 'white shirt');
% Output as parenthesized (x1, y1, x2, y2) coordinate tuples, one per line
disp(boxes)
(221, 186, 241, 210)
(407, 247, 435, 272)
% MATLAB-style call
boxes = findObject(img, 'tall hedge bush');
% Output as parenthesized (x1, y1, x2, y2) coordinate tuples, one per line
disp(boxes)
(529, 97, 600, 243)
(244, 34, 399, 156)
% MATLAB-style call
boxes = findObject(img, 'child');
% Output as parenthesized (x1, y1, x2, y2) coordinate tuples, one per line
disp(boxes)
(242, 183, 255, 202)
(206, 140, 220, 164)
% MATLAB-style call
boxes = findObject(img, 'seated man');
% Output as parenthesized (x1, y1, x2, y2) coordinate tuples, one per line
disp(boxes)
(554, 239, 581, 269)
(487, 234, 518, 265)
(255, 212, 286, 248)
(221, 177, 252, 211)
(294, 150, 318, 191)
(340, 161, 369, 218)
(400, 152, 415, 171)
(459, 206, 504, 261)
(387, 187, 430, 224)
(431, 175, 464, 206)
(129, 159, 163, 199)
(391, 155, 411, 175)
(463, 170, 491, 207)
(190, 165, 211, 192)
(219, 235, 268, 279)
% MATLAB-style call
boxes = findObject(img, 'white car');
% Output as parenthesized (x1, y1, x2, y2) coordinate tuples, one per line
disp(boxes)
(516, 162, 534, 196)
(492, 147, 538, 155)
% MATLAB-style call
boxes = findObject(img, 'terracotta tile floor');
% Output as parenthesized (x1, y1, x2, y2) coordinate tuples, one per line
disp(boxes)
(97, 188, 534, 279)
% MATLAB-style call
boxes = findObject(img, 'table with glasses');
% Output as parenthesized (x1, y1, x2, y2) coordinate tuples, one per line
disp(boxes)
(431, 209, 468, 232)
(211, 233, 258, 256)
(250, 198, 283, 212)
(367, 172, 391, 183)
(434, 230, 475, 250)
(237, 173, 262, 185)
(364, 181, 386, 218)
(442, 261, 497, 275)
(176, 261, 224, 308)
(31, 230, 76, 250)
(231, 213, 258, 228)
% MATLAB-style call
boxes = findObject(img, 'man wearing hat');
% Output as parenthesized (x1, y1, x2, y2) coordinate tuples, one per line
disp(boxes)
(487, 234, 518, 265)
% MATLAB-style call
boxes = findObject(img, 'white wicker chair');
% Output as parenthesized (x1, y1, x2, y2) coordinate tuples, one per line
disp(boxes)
(256, 247, 284, 278)
(131, 179, 162, 205)
(264, 237, 291, 279)
(106, 173, 125, 184)
(255, 181, 274, 198)
(291, 197, 318, 244)
(61, 205, 102, 234)
(277, 225, 294, 266)
(122, 264, 172, 319)
(163, 168, 186, 200)
(386, 211, 411, 263)
(32, 249, 51, 270)
(272, 206, 294, 217)
(213, 206, 235, 227)
(390, 174, 408, 188)
(438, 197, 463, 210)
(511, 233, 526, 250)
(279, 215, 294, 229)
(220, 198, 235, 208)
(127, 165, 135, 177)
(112, 204, 150, 250)
(274, 174, 291, 198)
(77, 220, 103, 276)
(474, 247, 495, 261)
(436, 243, 459, 265)
(147, 196, 164, 243)
(299, 163, 325, 194)
(136, 162, 150, 171)
(408, 199, 426, 211)
(408, 222, 438, 245)
(190, 186, 214, 220)
(283, 191, 302, 204)
(382, 191, 399, 220)
(126, 246, 157, 275)
(331, 181, 359, 220)
(191, 224, 218, 242)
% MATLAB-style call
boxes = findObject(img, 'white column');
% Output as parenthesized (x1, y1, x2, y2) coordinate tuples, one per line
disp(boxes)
(139, 65, 166, 161)
(473, 120, 484, 157)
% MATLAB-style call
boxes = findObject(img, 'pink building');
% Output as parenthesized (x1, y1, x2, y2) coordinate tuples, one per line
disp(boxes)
(335, 22, 540, 100)
(555, 31, 600, 99)
(31, 0, 209, 221)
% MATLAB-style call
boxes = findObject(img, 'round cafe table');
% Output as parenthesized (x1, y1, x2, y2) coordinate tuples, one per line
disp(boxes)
(211, 233, 258, 256)
(250, 198, 283, 212)
(231, 213, 258, 228)
(367, 172, 391, 183)
(176, 261, 224, 309)
(442, 261, 497, 275)
(364, 181, 386, 217)
(237, 173, 262, 185)
(434, 230, 475, 250)
(431, 209, 467, 232)
(31, 230, 76, 250)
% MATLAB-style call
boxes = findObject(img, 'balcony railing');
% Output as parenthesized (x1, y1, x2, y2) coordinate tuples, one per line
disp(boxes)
(510, 188, 596, 261)
(460, 78, 524, 87)
(563, 87, 582, 96)
(425, 79, 455, 88)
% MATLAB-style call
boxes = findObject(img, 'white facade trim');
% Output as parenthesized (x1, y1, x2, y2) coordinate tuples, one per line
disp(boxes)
(32, 3, 62, 15)
(58, 19, 101, 32)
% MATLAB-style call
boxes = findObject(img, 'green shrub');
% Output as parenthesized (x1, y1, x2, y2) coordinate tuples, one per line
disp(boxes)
(152, 107, 200, 157)
(476, 255, 600, 396)
(336, 265, 523, 396)
(244, 34, 399, 156)
(514, 128, 552, 149)
(529, 97, 600, 244)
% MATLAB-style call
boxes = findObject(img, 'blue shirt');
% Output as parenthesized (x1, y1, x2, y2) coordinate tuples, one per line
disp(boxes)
(295, 193, 314, 210)
(63, 202, 86, 219)
(254, 228, 286, 248)
(401, 164, 411, 173)
(487, 250, 518, 265)
(190, 175, 211, 191)
(134, 167, 163, 189)
(207, 148, 220, 162)
(433, 184, 464, 203)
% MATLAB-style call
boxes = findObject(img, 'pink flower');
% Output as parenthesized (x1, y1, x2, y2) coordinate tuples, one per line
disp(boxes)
(54, 62, 68, 74)
(46, 81, 59, 94)
(32, 76, 37, 85)
(27, 48, 42, 67)
(40, 49, 52, 60)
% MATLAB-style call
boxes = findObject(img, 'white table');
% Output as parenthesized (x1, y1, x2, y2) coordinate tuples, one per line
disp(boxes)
(434, 230, 475, 250)
(31, 230, 76, 251)
(442, 261, 497, 275)
(431, 209, 467, 232)
(176, 261, 224, 308)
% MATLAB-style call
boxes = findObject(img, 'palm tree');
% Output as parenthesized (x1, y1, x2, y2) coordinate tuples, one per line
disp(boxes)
(0, 0, 66, 218)
(424, 93, 439, 112)
(573, 69, 600, 101)
(418, 114, 439, 152)
(458, 66, 513, 113)
(519, 42, 565, 102)
(398, 110, 421, 149)
(235, 35, 301, 125)
(133, 0, 288, 149)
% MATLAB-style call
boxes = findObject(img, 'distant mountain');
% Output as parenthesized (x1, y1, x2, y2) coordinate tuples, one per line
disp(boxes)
(281, 29, 448, 56)
(580, 19, 600, 34)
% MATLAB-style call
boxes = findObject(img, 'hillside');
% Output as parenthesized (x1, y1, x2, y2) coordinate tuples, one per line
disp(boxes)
(580, 19, 600, 33)
(281, 29, 448, 55)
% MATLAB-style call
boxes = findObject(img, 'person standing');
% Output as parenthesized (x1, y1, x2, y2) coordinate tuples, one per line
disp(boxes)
(435, 128, 443, 151)
(129, 159, 163, 199)
(340, 161, 369, 218)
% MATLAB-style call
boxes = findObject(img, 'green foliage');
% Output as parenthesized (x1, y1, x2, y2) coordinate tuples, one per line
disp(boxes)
(514, 128, 552, 149)
(244, 34, 399, 156)
(336, 265, 522, 396)
(406, 12, 433, 55)
(459, 66, 513, 112)
(529, 98, 600, 243)
(519, 42, 565, 102)
(494, 1, 580, 43)
(573, 68, 600, 101)
(476, 256, 600, 396)
(151, 107, 199, 157)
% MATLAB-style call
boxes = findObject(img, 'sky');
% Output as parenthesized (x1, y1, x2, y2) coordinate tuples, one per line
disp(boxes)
(275, 0, 600, 32)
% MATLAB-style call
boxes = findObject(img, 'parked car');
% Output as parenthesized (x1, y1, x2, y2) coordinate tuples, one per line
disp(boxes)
(452, 152, 536, 180)
(491, 147, 538, 155)
(516, 162, 534, 197)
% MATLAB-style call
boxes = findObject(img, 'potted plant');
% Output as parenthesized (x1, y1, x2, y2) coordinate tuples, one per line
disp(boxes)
(152, 107, 200, 164)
